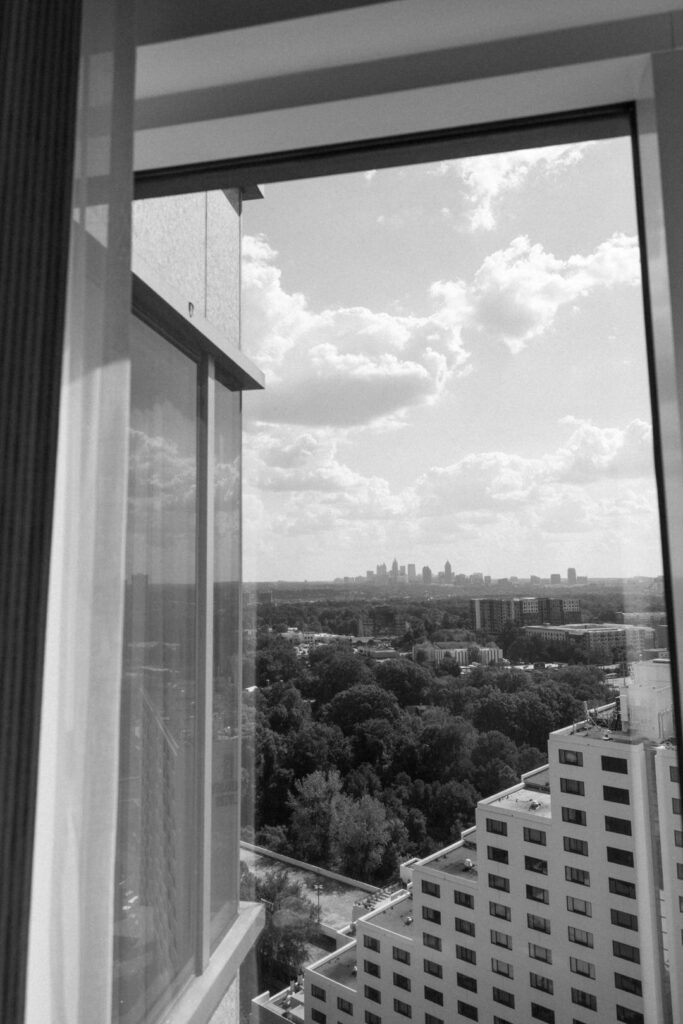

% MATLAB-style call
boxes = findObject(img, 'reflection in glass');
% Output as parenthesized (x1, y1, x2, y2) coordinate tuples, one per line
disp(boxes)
(211, 383, 242, 946)
(113, 319, 198, 1024)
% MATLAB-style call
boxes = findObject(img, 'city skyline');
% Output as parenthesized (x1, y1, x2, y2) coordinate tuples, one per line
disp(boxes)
(242, 137, 663, 583)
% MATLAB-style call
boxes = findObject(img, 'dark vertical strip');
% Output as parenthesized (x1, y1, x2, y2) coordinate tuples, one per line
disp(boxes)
(630, 106, 683, 784)
(0, 1, 82, 1021)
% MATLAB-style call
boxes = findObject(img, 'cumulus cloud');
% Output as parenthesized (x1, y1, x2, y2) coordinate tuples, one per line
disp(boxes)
(242, 235, 470, 427)
(431, 143, 591, 230)
(465, 233, 640, 352)
(243, 416, 658, 575)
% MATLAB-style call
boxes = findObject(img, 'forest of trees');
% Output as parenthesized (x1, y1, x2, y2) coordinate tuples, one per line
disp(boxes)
(243, 629, 615, 888)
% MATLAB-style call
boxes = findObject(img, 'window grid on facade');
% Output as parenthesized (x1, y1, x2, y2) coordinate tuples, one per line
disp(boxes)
(602, 756, 628, 774)
(567, 896, 592, 916)
(607, 846, 635, 867)
(614, 972, 642, 996)
(489, 874, 510, 892)
(525, 856, 548, 874)
(613, 940, 640, 963)
(559, 749, 584, 766)
(571, 988, 597, 1011)
(524, 827, 547, 845)
(454, 890, 474, 909)
(605, 816, 632, 836)
(490, 901, 511, 920)
(491, 958, 513, 977)
(455, 917, 475, 936)
(393, 972, 410, 991)
(611, 909, 638, 931)
(562, 807, 587, 826)
(528, 914, 551, 934)
(424, 986, 444, 1005)
(456, 944, 476, 964)
(526, 884, 549, 904)
(568, 926, 594, 947)
(487, 818, 508, 836)
(337, 996, 353, 1015)
(565, 866, 590, 886)
(529, 943, 552, 963)
(422, 906, 441, 924)
(530, 972, 554, 994)
(604, 786, 630, 804)
(423, 959, 442, 978)
(570, 956, 596, 978)
(564, 836, 589, 856)
(456, 1001, 477, 1020)
(393, 947, 410, 964)
(491, 929, 513, 948)
(364, 986, 381, 1003)
(457, 972, 477, 992)
(421, 880, 440, 898)
(488, 845, 509, 864)
(364, 960, 380, 978)
(423, 933, 441, 951)
(561, 778, 585, 796)
(492, 986, 515, 1007)
(531, 1002, 555, 1023)
(609, 877, 636, 899)
(393, 998, 411, 1017)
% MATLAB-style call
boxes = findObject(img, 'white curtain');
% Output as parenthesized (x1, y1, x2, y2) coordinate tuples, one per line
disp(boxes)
(26, 0, 135, 1020)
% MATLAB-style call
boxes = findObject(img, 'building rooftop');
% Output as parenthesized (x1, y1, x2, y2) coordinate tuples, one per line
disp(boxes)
(488, 785, 552, 818)
(419, 839, 479, 878)
(309, 943, 358, 989)
(363, 892, 415, 936)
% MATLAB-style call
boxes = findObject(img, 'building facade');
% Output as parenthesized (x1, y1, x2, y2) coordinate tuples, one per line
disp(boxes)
(305, 661, 680, 1024)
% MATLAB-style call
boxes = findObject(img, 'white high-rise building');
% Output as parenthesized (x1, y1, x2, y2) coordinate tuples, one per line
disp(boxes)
(304, 661, 681, 1024)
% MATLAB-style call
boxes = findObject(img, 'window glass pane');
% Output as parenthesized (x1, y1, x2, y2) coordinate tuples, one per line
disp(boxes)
(114, 320, 198, 1023)
(211, 383, 242, 945)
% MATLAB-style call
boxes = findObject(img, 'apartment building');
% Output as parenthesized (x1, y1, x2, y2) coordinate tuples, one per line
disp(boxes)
(305, 661, 680, 1024)
(471, 598, 582, 633)
(524, 624, 656, 661)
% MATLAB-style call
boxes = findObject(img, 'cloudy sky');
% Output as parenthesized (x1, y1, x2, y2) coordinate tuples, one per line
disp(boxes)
(241, 136, 663, 582)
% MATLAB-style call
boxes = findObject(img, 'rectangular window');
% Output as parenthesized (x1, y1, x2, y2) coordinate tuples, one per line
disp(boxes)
(531, 1003, 555, 1023)
(604, 786, 630, 805)
(422, 906, 441, 924)
(571, 989, 597, 1011)
(526, 884, 549, 904)
(488, 845, 509, 864)
(424, 987, 444, 1005)
(530, 972, 553, 994)
(602, 756, 628, 774)
(393, 947, 410, 965)
(491, 930, 513, 948)
(364, 960, 380, 978)
(489, 874, 510, 892)
(312, 986, 327, 1001)
(423, 959, 442, 978)
(529, 943, 552, 963)
(570, 957, 596, 978)
(605, 816, 632, 836)
(566, 866, 590, 886)
(490, 901, 511, 920)
(562, 807, 587, 826)
(524, 827, 547, 845)
(567, 896, 592, 916)
(617, 1007, 645, 1024)
(493, 1018, 513, 1024)
(611, 909, 639, 931)
(615, 973, 642, 996)
(675, 830, 683, 847)
(457, 972, 477, 992)
(311, 1010, 326, 1024)
(609, 878, 636, 899)
(568, 927, 594, 947)
(365, 1013, 381, 1024)
(456, 945, 476, 964)
(337, 997, 353, 1015)
(455, 917, 475, 936)
(425, 1016, 444, 1024)
(607, 847, 634, 867)
(364, 936, 380, 952)
(613, 941, 640, 963)
(560, 749, 584, 766)
(527, 914, 551, 934)
(487, 817, 508, 835)
(423, 933, 441, 951)
(564, 836, 589, 856)
(454, 890, 475, 909)
(561, 778, 585, 796)
(393, 999, 411, 1018)
(525, 856, 548, 874)
(678, 863, 683, 880)
(393, 972, 411, 991)
(457, 1002, 477, 1021)
(364, 986, 381, 1003)
(493, 987, 515, 1007)
(673, 797, 682, 815)
(421, 879, 440, 898)
(491, 958, 513, 978)
(670, 767, 680, 783)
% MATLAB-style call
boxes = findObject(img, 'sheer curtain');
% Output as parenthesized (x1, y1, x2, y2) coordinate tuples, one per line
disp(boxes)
(26, 0, 135, 1020)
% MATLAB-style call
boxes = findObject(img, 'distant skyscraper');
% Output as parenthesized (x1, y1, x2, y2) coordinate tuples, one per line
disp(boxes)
(444, 560, 453, 582)
(407, 563, 416, 580)
(550, 572, 561, 585)
(391, 557, 399, 580)
(422, 565, 432, 584)
(568, 567, 577, 584)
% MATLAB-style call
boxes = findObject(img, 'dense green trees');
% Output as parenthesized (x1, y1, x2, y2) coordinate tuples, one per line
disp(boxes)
(250, 617, 614, 886)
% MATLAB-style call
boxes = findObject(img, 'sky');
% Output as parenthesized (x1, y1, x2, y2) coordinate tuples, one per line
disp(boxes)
(240, 136, 663, 582)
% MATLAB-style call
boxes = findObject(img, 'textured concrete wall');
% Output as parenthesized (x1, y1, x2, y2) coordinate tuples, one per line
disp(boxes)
(133, 189, 240, 344)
